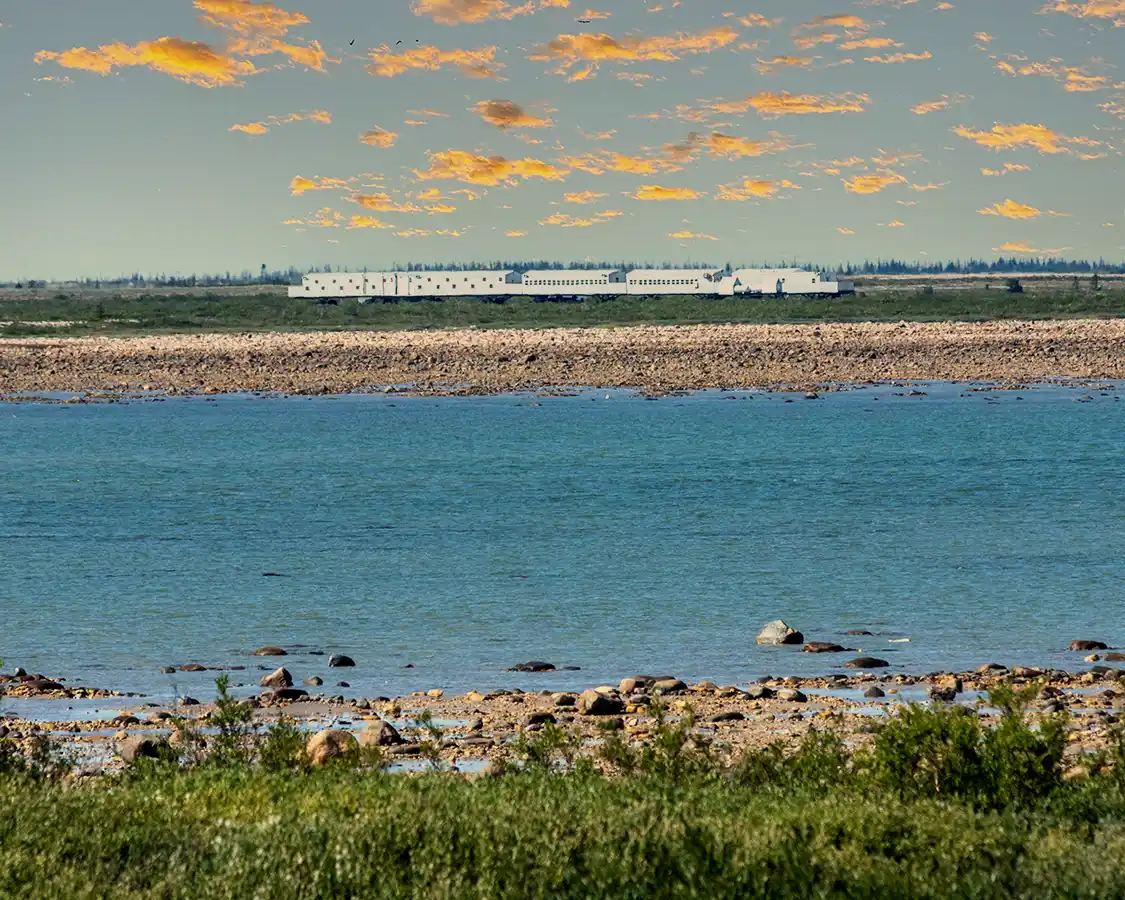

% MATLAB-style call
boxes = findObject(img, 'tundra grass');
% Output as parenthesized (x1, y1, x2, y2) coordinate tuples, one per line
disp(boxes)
(1, 288, 1123, 336)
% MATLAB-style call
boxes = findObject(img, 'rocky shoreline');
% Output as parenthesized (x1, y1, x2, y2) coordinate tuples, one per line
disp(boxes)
(2, 319, 1125, 396)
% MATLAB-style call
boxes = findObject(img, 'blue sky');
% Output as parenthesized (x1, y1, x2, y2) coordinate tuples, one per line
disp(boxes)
(2, 0, 1123, 279)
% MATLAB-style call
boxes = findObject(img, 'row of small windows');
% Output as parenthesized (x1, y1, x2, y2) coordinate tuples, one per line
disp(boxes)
(633, 279, 698, 286)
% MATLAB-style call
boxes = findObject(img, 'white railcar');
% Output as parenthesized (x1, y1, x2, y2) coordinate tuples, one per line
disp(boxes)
(400, 270, 519, 297)
(625, 269, 724, 295)
(519, 269, 625, 297)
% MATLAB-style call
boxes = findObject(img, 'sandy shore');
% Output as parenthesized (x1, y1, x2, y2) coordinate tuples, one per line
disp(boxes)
(2, 319, 1125, 396)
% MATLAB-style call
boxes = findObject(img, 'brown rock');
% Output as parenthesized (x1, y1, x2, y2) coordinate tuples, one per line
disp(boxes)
(1069, 640, 1108, 652)
(523, 711, 557, 727)
(777, 688, 808, 703)
(652, 678, 688, 695)
(177, 664, 207, 673)
(802, 642, 850, 653)
(578, 689, 625, 716)
(118, 735, 168, 764)
(844, 657, 889, 669)
(260, 667, 292, 689)
(358, 720, 403, 747)
(306, 729, 358, 766)
(269, 688, 309, 702)
(254, 647, 288, 656)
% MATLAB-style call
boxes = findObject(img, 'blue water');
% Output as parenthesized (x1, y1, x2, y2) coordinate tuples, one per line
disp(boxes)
(1, 383, 1123, 708)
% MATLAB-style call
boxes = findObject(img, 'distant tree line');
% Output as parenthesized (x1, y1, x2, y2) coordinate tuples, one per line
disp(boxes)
(4, 257, 1125, 288)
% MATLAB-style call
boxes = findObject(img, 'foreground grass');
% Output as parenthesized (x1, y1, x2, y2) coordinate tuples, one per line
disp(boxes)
(1, 288, 1124, 336)
(3, 679, 1125, 898)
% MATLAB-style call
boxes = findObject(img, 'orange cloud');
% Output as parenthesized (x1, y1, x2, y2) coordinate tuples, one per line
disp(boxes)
(506, 230, 528, 236)
(472, 100, 553, 128)
(347, 215, 395, 229)
(577, 8, 612, 19)
(837, 227, 855, 234)
(699, 91, 871, 118)
(885, 220, 905, 227)
(530, 26, 739, 78)
(794, 14, 869, 30)
(912, 93, 967, 114)
(979, 199, 1042, 218)
(360, 128, 398, 147)
(630, 185, 704, 200)
(231, 121, 269, 135)
(1038, 0, 1125, 23)
(560, 149, 685, 175)
(415, 150, 569, 185)
(739, 13, 782, 27)
(412, 0, 569, 23)
(539, 210, 619, 227)
(669, 230, 718, 240)
(289, 175, 353, 195)
(230, 109, 331, 134)
(395, 228, 463, 237)
(367, 45, 503, 78)
(350, 193, 423, 213)
(843, 170, 907, 193)
(840, 36, 901, 49)
(194, 0, 329, 71)
(910, 182, 947, 191)
(285, 207, 344, 228)
(864, 50, 932, 63)
(716, 178, 800, 199)
(994, 56, 1112, 92)
(793, 32, 839, 49)
(35, 38, 257, 87)
(755, 55, 815, 73)
(982, 162, 1031, 176)
(564, 191, 608, 203)
(952, 122, 1098, 154)
(993, 241, 1069, 254)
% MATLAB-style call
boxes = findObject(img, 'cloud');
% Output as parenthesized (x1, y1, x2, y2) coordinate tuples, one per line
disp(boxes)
(979, 199, 1042, 218)
(793, 14, 870, 31)
(194, 0, 329, 72)
(793, 33, 840, 49)
(289, 175, 353, 195)
(669, 230, 718, 239)
(993, 241, 1069, 254)
(360, 128, 398, 147)
(560, 149, 685, 174)
(739, 13, 782, 27)
(506, 230, 528, 236)
(843, 170, 907, 193)
(864, 50, 932, 63)
(716, 178, 800, 199)
(350, 193, 423, 213)
(412, 0, 569, 24)
(529, 26, 738, 78)
(347, 215, 395, 229)
(912, 93, 967, 114)
(755, 55, 815, 73)
(35, 38, 257, 87)
(285, 207, 344, 227)
(367, 45, 504, 78)
(577, 8, 612, 19)
(994, 56, 1112, 92)
(696, 91, 872, 118)
(472, 99, 553, 128)
(837, 227, 855, 234)
(910, 182, 947, 191)
(952, 122, 1099, 154)
(395, 228, 463, 237)
(563, 191, 608, 203)
(981, 162, 1031, 176)
(974, 31, 993, 43)
(1038, 0, 1125, 24)
(1099, 97, 1125, 117)
(415, 150, 569, 185)
(630, 185, 704, 200)
(230, 109, 331, 134)
(539, 209, 619, 226)
(884, 220, 905, 227)
(840, 36, 901, 49)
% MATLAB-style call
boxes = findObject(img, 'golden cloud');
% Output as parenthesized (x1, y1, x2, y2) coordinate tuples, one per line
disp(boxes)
(911, 93, 967, 114)
(995, 56, 1111, 92)
(395, 228, 463, 237)
(837, 227, 855, 234)
(794, 14, 869, 31)
(529, 26, 738, 78)
(415, 150, 569, 185)
(347, 215, 395, 229)
(506, 230, 528, 236)
(195, 1, 329, 72)
(793, 32, 839, 49)
(360, 128, 398, 147)
(993, 241, 1069, 254)
(699, 91, 872, 118)
(669, 230, 718, 240)
(739, 13, 782, 27)
(564, 191, 608, 203)
(289, 175, 353, 195)
(716, 178, 799, 199)
(755, 55, 814, 73)
(840, 36, 901, 49)
(35, 38, 257, 87)
(577, 8, 612, 19)
(285, 207, 344, 228)
(230, 109, 331, 134)
(412, 0, 568, 24)
(560, 150, 684, 175)
(231, 121, 269, 135)
(885, 220, 905, 227)
(979, 199, 1042, 218)
(843, 170, 907, 193)
(952, 122, 1098, 154)
(1038, 0, 1125, 23)
(864, 50, 932, 63)
(350, 193, 423, 213)
(472, 100, 553, 128)
(630, 185, 704, 200)
(367, 45, 503, 78)
(982, 162, 1031, 176)
(910, 182, 946, 191)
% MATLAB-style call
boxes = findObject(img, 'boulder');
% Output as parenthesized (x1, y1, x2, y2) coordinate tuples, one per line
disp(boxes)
(23, 679, 64, 692)
(756, 620, 804, 645)
(254, 647, 287, 656)
(802, 642, 851, 654)
(303, 676, 323, 687)
(745, 685, 775, 700)
(523, 711, 557, 727)
(306, 729, 358, 766)
(711, 711, 745, 722)
(508, 661, 556, 673)
(158, 666, 176, 674)
(358, 720, 403, 747)
(119, 735, 168, 764)
(578, 689, 624, 716)
(270, 688, 309, 702)
(978, 663, 1008, 673)
(929, 686, 958, 703)
(1106, 653, 1125, 662)
(1012, 666, 1043, 678)
(844, 657, 889, 669)
(260, 667, 292, 689)
(113, 714, 140, 726)
(863, 686, 885, 698)
(553, 694, 577, 708)
(845, 630, 873, 636)
(12, 667, 27, 678)
(177, 696, 200, 706)
(338, 682, 351, 688)
(777, 688, 807, 703)
(177, 663, 207, 672)
(652, 678, 688, 695)
(618, 676, 654, 694)
(1070, 640, 1108, 652)
(328, 655, 355, 668)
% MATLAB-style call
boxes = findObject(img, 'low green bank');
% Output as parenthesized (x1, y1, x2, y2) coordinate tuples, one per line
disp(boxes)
(1, 288, 1123, 336)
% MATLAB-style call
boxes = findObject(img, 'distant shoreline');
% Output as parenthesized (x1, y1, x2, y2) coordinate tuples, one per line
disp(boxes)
(2, 319, 1125, 396)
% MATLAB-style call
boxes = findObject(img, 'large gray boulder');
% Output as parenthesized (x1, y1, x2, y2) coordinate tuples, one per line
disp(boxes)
(306, 729, 358, 766)
(756, 620, 804, 645)
(260, 667, 292, 689)
(358, 720, 404, 747)
(578, 689, 624, 716)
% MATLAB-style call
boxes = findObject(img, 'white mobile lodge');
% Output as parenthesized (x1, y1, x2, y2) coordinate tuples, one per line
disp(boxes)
(288, 266, 855, 303)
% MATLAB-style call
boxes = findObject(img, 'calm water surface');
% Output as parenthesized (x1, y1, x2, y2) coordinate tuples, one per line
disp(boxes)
(1, 383, 1123, 706)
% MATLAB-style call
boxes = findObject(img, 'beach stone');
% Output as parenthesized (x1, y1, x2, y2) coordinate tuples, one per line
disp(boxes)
(756, 620, 804, 645)
(693, 681, 718, 692)
(929, 686, 958, 703)
(1070, 640, 1108, 652)
(711, 711, 745, 722)
(845, 657, 889, 669)
(466, 717, 484, 733)
(158, 666, 176, 674)
(328, 655, 355, 668)
(745, 685, 775, 700)
(177, 696, 200, 706)
(23, 679, 64, 692)
(508, 661, 556, 672)
(177, 664, 207, 673)
(978, 663, 1008, 673)
(306, 729, 358, 766)
(845, 630, 873, 636)
(359, 720, 403, 747)
(653, 678, 688, 695)
(12, 667, 27, 678)
(553, 694, 576, 707)
(270, 688, 309, 702)
(802, 642, 850, 653)
(427, 689, 443, 698)
(303, 676, 323, 687)
(254, 647, 288, 657)
(863, 686, 885, 698)
(523, 711, 557, 727)
(118, 735, 168, 764)
(618, 676, 654, 694)
(627, 693, 651, 706)
(260, 667, 292, 689)
(0, 726, 8, 740)
(1012, 666, 1043, 678)
(579, 690, 624, 716)
(337, 681, 350, 688)
(113, 714, 140, 726)
(777, 688, 807, 703)
(1085, 654, 1102, 663)
(939, 676, 963, 694)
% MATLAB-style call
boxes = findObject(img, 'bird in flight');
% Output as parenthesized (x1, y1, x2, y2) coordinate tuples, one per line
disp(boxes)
(349, 39, 355, 45)
(577, 17, 590, 22)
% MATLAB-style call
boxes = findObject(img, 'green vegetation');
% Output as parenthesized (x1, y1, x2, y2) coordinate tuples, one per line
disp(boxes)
(3, 678, 1125, 897)
(1, 286, 1123, 337)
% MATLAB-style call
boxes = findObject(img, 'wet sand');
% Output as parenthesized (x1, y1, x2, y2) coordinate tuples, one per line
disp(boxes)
(2, 319, 1125, 396)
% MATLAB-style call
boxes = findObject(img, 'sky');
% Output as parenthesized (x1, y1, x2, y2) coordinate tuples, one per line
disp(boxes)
(2, 0, 1124, 280)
